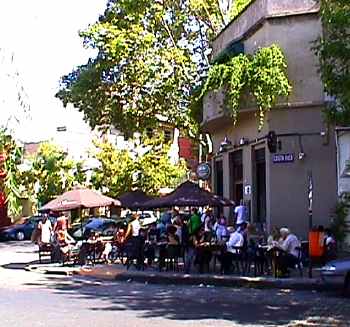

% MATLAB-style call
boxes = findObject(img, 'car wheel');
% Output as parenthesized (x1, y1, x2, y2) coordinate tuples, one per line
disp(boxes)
(343, 273, 350, 297)
(16, 231, 25, 241)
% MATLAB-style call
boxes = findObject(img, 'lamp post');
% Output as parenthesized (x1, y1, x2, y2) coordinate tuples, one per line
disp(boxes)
(308, 170, 313, 278)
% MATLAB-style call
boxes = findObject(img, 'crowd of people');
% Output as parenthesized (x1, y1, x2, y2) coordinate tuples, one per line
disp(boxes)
(32, 203, 338, 277)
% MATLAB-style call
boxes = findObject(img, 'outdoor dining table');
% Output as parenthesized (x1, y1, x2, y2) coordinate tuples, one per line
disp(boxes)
(259, 245, 287, 278)
(80, 236, 113, 265)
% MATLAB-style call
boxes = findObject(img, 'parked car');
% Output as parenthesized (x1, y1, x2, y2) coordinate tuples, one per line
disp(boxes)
(72, 217, 119, 240)
(0, 215, 56, 241)
(321, 258, 350, 295)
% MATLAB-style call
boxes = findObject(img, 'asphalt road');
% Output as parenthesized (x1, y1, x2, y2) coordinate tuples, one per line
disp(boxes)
(0, 241, 349, 327)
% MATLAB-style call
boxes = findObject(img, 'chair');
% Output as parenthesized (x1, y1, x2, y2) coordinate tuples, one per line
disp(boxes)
(295, 246, 303, 277)
(165, 245, 181, 272)
(231, 246, 245, 275)
(38, 243, 52, 264)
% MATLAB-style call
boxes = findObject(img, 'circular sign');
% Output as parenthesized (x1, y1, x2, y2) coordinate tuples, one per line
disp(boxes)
(196, 163, 211, 180)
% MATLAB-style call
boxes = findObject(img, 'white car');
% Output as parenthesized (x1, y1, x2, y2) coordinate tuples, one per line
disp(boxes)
(139, 211, 158, 226)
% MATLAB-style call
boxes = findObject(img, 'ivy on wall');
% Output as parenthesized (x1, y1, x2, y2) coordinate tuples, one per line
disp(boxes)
(199, 44, 291, 129)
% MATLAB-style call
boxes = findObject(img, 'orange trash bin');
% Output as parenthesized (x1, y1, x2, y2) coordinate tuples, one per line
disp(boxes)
(308, 231, 325, 257)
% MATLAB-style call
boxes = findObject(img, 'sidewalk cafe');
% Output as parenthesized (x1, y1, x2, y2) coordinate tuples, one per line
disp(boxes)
(34, 182, 335, 279)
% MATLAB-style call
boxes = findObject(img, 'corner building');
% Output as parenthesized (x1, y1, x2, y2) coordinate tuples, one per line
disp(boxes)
(203, 0, 337, 238)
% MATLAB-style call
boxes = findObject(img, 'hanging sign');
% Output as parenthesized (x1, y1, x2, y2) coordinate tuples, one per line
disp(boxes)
(196, 163, 211, 180)
(272, 153, 294, 163)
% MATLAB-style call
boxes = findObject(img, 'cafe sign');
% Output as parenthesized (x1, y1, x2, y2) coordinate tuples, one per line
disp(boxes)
(272, 153, 294, 164)
(196, 163, 211, 180)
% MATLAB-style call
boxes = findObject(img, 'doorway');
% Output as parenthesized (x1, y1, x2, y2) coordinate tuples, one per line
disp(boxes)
(229, 150, 243, 204)
(254, 148, 266, 223)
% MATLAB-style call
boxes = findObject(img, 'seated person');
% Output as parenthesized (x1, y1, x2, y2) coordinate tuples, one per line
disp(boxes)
(52, 230, 77, 262)
(167, 225, 180, 245)
(220, 226, 244, 274)
(144, 223, 158, 266)
(324, 228, 337, 261)
(194, 227, 212, 273)
(275, 228, 301, 275)
(214, 216, 229, 242)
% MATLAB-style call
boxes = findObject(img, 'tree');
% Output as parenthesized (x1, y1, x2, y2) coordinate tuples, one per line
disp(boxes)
(135, 136, 188, 195)
(0, 128, 23, 216)
(21, 142, 85, 206)
(315, 0, 350, 125)
(90, 136, 187, 197)
(56, 1, 254, 136)
(90, 140, 135, 198)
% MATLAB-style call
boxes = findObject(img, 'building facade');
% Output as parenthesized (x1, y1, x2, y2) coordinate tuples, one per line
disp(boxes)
(202, 0, 337, 238)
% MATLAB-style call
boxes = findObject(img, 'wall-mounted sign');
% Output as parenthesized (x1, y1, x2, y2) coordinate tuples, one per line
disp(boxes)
(244, 185, 251, 195)
(196, 163, 211, 180)
(272, 153, 294, 163)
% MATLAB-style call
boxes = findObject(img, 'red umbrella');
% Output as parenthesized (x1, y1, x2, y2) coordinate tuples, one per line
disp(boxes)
(40, 188, 121, 212)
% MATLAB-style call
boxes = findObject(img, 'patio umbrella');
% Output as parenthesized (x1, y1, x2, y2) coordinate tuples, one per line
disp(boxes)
(117, 190, 155, 210)
(40, 188, 121, 212)
(140, 181, 235, 209)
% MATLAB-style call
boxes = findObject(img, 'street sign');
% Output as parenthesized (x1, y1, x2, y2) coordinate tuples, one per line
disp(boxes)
(272, 153, 294, 163)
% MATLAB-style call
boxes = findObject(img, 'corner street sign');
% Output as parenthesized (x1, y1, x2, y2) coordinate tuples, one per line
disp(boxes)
(272, 153, 294, 163)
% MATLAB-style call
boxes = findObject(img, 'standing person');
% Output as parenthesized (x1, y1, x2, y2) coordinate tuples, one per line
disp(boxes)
(188, 208, 201, 236)
(125, 214, 143, 269)
(38, 215, 52, 245)
(234, 200, 248, 228)
(203, 209, 213, 242)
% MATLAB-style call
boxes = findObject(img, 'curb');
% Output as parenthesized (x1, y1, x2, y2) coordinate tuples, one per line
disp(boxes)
(77, 268, 326, 291)
(25, 264, 340, 291)
(25, 263, 79, 276)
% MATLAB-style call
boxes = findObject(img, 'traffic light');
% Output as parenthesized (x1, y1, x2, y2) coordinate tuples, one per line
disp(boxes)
(267, 131, 278, 153)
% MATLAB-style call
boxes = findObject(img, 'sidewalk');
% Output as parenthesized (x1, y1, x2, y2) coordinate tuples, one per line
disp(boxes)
(25, 262, 335, 291)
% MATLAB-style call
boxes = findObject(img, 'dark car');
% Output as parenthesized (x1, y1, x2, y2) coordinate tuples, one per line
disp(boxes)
(72, 217, 118, 240)
(0, 215, 56, 241)
(321, 257, 350, 295)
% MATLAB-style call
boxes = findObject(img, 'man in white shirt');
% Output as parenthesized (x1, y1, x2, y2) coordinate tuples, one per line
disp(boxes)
(221, 227, 244, 274)
(277, 228, 301, 275)
(226, 228, 244, 254)
(234, 200, 248, 226)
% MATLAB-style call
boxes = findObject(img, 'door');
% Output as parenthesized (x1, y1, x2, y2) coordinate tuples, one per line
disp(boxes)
(254, 148, 266, 223)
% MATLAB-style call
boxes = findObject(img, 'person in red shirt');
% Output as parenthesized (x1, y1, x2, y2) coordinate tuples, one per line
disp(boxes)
(54, 214, 69, 234)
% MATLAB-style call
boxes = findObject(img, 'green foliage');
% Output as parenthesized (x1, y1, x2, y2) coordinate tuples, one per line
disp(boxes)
(21, 143, 86, 206)
(331, 193, 350, 246)
(90, 140, 135, 198)
(314, 0, 350, 126)
(56, 0, 255, 136)
(200, 45, 291, 128)
(229, 0, 253, 20)
(136, 136, 188, 195)
(90, 136, 188, 197)
(0, 128, 23, 216)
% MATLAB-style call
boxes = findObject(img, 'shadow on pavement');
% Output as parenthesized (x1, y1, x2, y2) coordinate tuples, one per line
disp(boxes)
(22, 274, 349, 326)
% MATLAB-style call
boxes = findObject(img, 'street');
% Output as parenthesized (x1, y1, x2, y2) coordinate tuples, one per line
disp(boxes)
(0, 242, 349, 327)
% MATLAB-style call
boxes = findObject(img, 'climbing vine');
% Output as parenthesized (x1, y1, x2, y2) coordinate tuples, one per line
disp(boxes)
(200, 44, 291, 129)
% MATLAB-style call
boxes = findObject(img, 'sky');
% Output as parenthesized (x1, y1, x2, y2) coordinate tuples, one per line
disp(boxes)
(0, 0, 108, 149)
